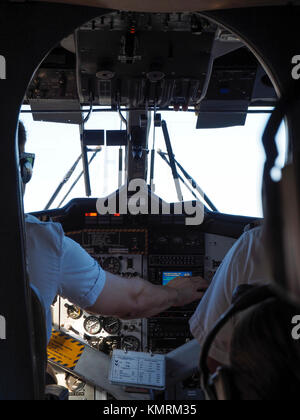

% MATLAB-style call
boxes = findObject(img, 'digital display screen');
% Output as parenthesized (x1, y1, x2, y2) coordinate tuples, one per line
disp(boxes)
(162, 271, 193, 286)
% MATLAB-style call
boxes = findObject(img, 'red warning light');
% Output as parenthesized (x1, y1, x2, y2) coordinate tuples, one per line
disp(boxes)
(85, 212, 98, 217)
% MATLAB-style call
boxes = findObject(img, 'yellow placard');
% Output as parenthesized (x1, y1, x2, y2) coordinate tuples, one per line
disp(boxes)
(47, 330, 85, 370)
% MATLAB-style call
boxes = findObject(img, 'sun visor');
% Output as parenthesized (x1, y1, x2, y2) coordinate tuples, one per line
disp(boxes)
(196, 100, 249, 129)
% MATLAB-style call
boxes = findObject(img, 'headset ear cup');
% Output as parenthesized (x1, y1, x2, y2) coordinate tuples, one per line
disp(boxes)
(211, 366, 235, 400)
(20, 159, 33, 184)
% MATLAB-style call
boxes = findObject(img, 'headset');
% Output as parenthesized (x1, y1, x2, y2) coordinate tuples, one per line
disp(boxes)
(20, 152, 35, 184)
(262, 86, 300, 304)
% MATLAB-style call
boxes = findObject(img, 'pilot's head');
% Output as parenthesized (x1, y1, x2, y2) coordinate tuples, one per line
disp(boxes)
(18, 121, 35, 189)
(230, 297, 300, 400)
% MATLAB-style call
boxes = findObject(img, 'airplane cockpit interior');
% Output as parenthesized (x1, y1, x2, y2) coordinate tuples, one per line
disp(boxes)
(1, 0, 300, 402)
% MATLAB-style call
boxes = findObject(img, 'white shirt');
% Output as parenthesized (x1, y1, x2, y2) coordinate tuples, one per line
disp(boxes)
(189, 227, 272, 365)
(25, 214, 106, 342)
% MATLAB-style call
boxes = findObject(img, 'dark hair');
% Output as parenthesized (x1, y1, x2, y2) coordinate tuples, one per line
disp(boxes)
(18, 121, 27, 152)
(230, 298, 300, 400)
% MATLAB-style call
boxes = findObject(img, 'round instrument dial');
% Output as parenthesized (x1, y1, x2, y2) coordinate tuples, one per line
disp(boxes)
(65, 304, 82, 320)
(99, 336, 121, 355)
(83, 316, 102, 335)
(122, 336, 140, 352)
(102, 257, 121, 274)
(103, 317, 122, 335)
(65, 374, 85, 393)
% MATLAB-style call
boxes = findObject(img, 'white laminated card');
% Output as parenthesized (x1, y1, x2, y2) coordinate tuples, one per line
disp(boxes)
(109, 350, 166, 390)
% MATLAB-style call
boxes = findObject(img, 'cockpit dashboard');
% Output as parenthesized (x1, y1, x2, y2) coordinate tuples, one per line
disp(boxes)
(33, 197, 258, 399)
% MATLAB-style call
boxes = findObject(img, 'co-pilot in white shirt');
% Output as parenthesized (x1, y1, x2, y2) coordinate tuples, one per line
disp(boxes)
(189, 227, 272, 365)
(25, 214, 107, 343)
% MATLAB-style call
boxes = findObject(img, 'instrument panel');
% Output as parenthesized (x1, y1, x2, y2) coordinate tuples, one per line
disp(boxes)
(52, 223, 204, 356)
(35, 198, 252, 400)
(55, 300, 144, 355)
(52, 228, 147, 357)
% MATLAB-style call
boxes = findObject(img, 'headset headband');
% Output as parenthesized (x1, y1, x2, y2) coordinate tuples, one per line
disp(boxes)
(262, 88, 300, 301)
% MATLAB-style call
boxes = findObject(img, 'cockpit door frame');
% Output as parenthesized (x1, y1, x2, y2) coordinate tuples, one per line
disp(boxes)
(0, 2, 111, 400)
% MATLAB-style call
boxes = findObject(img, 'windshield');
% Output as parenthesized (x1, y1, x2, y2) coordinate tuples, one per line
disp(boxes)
(22, 106, 286, 218)
(149, 108, 286, 217)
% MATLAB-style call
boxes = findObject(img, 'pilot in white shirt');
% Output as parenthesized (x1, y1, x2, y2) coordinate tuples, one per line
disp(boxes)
(25, 213, 107, 342)
(189, 226, 272, 368)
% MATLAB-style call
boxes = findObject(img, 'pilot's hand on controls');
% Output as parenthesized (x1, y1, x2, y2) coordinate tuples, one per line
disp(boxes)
(165, 276, 209, 307)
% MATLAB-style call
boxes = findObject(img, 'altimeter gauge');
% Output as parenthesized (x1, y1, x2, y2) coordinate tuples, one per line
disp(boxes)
(83, 316, 102, 335)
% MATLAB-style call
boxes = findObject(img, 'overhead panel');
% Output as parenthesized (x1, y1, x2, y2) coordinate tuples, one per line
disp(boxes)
(76, 12, 216, 109)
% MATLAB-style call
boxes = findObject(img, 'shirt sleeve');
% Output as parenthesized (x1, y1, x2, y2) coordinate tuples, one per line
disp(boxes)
(58, 235, 106, 309)
(189, 231, 253, 365)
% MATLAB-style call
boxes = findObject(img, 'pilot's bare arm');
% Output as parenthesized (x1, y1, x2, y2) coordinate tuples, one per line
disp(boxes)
(86, 274, 208, 320)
